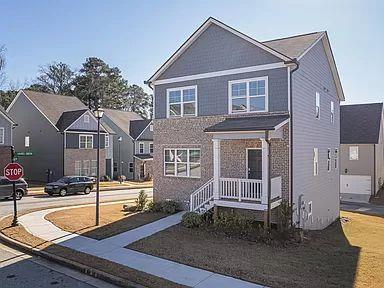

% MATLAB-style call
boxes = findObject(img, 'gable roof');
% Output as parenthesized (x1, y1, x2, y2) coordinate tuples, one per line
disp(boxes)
(340, 103, 383, 144)
(0, 106, 16, 125)
(103, 109, 143, 136)
(129, 119, 152, 139)
(56, 109, 89, 131)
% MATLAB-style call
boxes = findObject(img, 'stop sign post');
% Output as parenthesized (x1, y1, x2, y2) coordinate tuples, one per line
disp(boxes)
(4, 162, 24, 226)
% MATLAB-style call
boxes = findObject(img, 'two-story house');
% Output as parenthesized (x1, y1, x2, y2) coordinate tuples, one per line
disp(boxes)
(7, 90, 114, 182)
(0, 106, 16, 171)
(146, 18, 344, 230)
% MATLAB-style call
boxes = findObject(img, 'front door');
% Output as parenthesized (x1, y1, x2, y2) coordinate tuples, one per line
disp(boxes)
(247, 149, 262, 180)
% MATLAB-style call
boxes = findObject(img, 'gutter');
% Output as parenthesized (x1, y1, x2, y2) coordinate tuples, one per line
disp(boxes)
(285, 58, 300, 226)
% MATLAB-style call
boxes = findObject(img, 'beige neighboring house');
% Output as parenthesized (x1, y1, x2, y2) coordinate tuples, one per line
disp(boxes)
(340, 103, 384, 203)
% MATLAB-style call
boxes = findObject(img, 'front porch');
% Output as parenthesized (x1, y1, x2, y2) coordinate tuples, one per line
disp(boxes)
(190, 114, 289, 214)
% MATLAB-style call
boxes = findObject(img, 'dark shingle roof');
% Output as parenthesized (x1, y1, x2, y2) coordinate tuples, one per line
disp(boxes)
(56, 109, 88, 131)
(341, 103, 383, 144)
(103, 109, 143, 136)
(262, 32, 324, 59)
(204, 114, 289, 133)
(129, 119, 152, 139)
(134, 154, 153, 160)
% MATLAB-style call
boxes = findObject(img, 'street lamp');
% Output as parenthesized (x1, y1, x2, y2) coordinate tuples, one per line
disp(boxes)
(118, 136, 123, 183)
(94, 107, 104, 226)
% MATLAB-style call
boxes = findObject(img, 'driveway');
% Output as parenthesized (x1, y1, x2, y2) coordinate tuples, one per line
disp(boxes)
(341, 201, 384, 216)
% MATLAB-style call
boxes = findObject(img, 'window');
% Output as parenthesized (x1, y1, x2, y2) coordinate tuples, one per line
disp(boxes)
(91, 160, 97, 176)
(149, 142, 154, 154)
(0, 128, 4, 144)
(349, 146, 359, 160)
(229, 77, 268, 113)
(25, 136, 30, 147)
(105, 135, 110, 148)
(83, 160, 90, 176)
(79, 135, 93, 149)
(167, 86, 197, 118)
(334, 148, 338, 169)
(75, 161, 82, 175)
(327, 148, 331, 172)
(308, 201, 313, 216)
(313, 148, 319, 176)
(139, 142, 144, 154)
(330, 101, 334, 123)
(84, 114, 90, 123)
(113, 162, 118, 172)
(149, 124, 153, 132)
(129, 162, 134, 173)
(164, 148, 201, 178)
(315, 92, 320, 119)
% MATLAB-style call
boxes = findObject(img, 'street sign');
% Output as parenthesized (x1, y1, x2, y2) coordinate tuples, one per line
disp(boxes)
(16, 152, 34, 156)
(4, 163, 24, 181)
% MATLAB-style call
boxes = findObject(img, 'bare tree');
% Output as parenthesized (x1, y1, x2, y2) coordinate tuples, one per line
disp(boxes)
(35, 62, 75, 95)
(0, 45, 6, 88)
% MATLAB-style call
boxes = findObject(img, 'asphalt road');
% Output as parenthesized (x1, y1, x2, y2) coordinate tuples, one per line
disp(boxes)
(0, 188, 153, 217)
(341, 201, 384, 216)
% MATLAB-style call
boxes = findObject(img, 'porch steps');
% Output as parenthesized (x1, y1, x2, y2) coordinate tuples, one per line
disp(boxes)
(190, 178, 214, 214)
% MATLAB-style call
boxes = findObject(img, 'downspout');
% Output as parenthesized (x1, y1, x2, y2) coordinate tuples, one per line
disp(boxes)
(286, 58, 299, 226)
(265, 130, 272, 228)
(373, 144, 376, 195)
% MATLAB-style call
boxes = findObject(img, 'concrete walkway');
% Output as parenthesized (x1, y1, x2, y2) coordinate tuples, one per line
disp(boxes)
(19, 204, 266, 288)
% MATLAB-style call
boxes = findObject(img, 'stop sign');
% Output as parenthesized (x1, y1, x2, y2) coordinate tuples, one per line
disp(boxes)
(4, 163, 24, 181)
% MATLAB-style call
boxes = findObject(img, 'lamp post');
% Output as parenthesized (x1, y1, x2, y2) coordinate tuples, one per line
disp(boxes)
(117, 136, 123, 183)
(94, 107, 104, 226)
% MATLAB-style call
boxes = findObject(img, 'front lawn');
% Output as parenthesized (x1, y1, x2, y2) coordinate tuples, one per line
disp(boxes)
(45, 203, 168, 240)
(128, 211, 384, 288)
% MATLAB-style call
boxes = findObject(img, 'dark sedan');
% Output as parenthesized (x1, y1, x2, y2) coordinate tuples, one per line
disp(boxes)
(0, 176, 28, 200)
(45, 176, 94, 197)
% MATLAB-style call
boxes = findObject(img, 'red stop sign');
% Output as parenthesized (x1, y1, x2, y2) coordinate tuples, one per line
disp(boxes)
(4, 163, 24, 181)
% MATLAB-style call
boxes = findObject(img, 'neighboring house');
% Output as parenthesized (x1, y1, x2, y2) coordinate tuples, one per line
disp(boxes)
(130, 119, 153, 180)
(146, 17, 344, 230)
(6, 90, 113, 182)
(0, 107, 16, 171)
(102, 109, 144, 180)
(340, 103, 384, 203)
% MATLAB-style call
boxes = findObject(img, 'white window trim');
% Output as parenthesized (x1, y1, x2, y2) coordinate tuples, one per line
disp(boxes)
(308, 201, 313, 216)
(349, 146, 359, 160)
(327, 148, 331, 172)
(149, 124, 153, 132)
(163, 148, 201, 178)
(166, 85, 197, 118)
(79, 134, 93, 149)
(0, 127, 4, 144)
(138, 142, 145, 154)
(315, 92, 320, 119)
(149, 142, 154, 154)
(228, 76, 268, 114)
(84, 114, 90, 123)
(105, 135, 110, 148)
(25, 136, 30, 147)
(313, 148, 319, 176)
(330, 101, 334, 123)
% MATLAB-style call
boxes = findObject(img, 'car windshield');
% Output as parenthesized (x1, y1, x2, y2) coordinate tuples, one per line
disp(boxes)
(58, 177, 71, 183)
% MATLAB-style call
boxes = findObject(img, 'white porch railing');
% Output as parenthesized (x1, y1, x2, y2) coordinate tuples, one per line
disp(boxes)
(190, 178, 214, 212)
(219, 178, 262, 202)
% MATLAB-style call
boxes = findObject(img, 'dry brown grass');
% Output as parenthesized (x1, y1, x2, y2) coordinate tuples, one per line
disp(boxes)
(129, 211, 384, 288)
(45, 203, 167, 240)
(0, 215, 186, 288)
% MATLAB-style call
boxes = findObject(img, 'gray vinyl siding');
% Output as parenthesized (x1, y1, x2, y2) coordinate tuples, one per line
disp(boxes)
(158, 23, 282, 80)
(0, 116, 12, 146)
(155, 68, 288, 119)
(375, 117, 384, 192)
(68, 111, 98, 131)
(292, 39, 340, 229)
(101, 115, 135, 180)
(7, 93, 63, 182)
(135, 140, 153, 155)
(65, 133, 106, 149)
(136, 123, 153, 141)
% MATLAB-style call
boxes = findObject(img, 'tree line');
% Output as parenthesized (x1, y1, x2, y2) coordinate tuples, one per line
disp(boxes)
(0, 48, 152, 118)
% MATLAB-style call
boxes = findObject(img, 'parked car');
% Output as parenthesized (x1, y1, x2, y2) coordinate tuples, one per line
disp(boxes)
(45, 176, 94, 197)
(0, 176, 28, 200)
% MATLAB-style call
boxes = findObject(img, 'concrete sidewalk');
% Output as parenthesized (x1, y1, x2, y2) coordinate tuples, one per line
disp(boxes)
(19, 204, 266, 288)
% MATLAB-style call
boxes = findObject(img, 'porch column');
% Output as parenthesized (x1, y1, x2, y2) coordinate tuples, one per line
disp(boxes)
(213, 138, 221, 201)
(261, 138, 269, 205)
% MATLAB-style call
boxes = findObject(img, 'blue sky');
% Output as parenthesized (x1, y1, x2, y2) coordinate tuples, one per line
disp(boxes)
(1, 0, 383, 104)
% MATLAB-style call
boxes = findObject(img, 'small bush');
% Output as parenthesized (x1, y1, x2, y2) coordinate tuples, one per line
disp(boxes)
(100, 175, 111, 182)
(182, 212, 202, 228)
(147, 201, 163, 213)
(122, 203, 137, 212)
(135, 190, 148, 211)
(161, 200, 180, 214)
(214, 212, 254, 237)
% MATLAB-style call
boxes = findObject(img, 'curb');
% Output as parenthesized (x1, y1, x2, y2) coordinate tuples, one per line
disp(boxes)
(0, 216, 145, 288)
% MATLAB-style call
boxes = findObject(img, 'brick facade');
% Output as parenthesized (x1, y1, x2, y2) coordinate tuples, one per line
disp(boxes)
(0, 146, 11, 173)
(153, 115, 290, 208)
(64, 148, 106, 176)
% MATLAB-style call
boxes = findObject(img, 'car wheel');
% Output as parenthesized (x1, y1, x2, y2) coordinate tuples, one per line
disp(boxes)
(59, 189, 67, 197)
(15, 190, 24, 200)
(84, 187, 91, 195)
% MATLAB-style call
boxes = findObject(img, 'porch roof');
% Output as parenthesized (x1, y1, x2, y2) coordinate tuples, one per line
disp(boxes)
(204, 114, 289, 133)
(134, 154, 153, 161)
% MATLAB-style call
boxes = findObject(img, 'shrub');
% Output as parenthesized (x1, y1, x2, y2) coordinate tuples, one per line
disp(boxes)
(182, 212, 202, 228)
(100, 175, 111, 182)
(122, 203, 137, 212)
(135, 190, 148, 211)
(161, 200, 180, 214)
(147, 201, 163, 213)
(214, 212, 254, 237)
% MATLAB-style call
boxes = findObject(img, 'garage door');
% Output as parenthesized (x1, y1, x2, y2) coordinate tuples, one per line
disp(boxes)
(340, 175, 371, 195)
